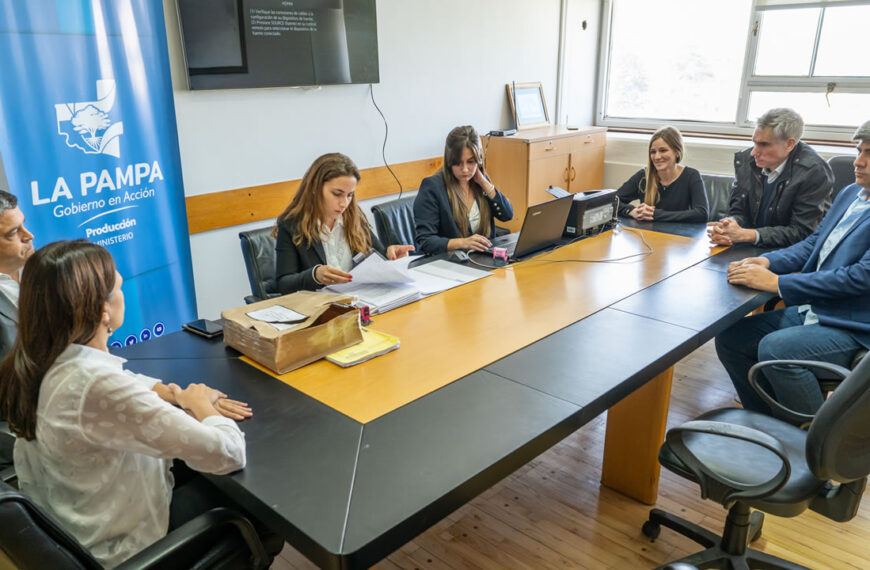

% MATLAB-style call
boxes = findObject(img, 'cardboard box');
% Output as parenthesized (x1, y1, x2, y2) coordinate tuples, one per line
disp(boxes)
(222, 291, 363, 374)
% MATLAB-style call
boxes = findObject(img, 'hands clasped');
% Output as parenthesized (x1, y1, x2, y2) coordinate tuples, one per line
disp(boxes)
(629, 203, 655, 221)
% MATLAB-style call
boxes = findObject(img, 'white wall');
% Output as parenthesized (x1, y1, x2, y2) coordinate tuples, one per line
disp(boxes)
(164, 0, 604, 318)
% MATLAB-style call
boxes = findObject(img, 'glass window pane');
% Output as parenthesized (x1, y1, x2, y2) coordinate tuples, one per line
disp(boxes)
(814, 5, 870, 77)
(747, 91, 869, 128)
(605, 0, 751, 122)
(754, 8, 818, 76)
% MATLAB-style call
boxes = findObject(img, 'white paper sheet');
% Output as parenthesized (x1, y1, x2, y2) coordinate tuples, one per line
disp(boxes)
(334, 253, 414, 287)
(246, 305, 308, 324)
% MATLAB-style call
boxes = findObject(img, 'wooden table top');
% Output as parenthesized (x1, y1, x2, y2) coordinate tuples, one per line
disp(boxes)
(246, 229, 722, 423)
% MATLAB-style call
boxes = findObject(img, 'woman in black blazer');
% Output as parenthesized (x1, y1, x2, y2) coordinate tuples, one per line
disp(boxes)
(414, 126, 513, 255)
(274, 153, 414, 294)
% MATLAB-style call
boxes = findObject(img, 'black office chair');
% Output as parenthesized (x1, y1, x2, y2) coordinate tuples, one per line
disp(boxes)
(371, 195, 418, 248)
(828, 155, 856, 198)
(238, 226, 280, 304)
(0, 421, 13, 485)
(700, 173, 735, 222)
(0, 479, 270, 569)
(642, 354, 870, 569)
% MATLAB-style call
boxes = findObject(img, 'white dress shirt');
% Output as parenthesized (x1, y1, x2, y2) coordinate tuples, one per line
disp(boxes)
(320, 217, 353, 271)
(467, 200, 481, 235)
(0, 272, 19, 306)
(14, 344, 246, 568)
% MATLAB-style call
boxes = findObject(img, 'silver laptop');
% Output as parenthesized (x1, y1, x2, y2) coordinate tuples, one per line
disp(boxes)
(489, 195, 574, 260)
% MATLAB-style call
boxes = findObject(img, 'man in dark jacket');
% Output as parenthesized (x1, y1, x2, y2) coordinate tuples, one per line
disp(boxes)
(708, 108, 833, 248)
(714, 120, 870, 421)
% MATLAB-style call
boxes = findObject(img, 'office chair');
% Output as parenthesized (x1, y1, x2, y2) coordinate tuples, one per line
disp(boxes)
(642, 354, 870, 569)
(827, 155, 856, 198)
(0, 479, 270, 569)
(238, 226, 280, 304)
(371, 196, 418, 248)
(0, 421, 13, 486)
(700, 173, 735, 222)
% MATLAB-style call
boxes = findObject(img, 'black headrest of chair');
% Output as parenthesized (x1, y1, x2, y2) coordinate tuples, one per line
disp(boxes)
(807, 350, 870, 483)
(371, 195, 417, 248)
(238, 226, 279, 303)
(828, 155, 856, 198)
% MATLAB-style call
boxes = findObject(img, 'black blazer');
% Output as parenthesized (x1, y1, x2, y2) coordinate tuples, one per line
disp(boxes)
(413, 173, 514, 255)
(275, 219, 386, 294)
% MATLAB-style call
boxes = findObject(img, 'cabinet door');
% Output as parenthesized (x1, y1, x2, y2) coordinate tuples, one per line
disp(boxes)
(528, 154, 570, 207)
(568, 133, 606, 191)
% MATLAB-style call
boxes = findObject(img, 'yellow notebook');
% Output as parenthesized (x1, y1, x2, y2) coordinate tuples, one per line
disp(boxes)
(326, 328, 400, 367)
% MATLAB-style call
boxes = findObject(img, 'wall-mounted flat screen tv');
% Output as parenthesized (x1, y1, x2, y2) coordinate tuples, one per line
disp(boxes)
(176, 0, 379, 90)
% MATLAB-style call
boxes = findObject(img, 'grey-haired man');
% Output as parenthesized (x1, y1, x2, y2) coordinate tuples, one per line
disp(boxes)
(709, 108, 834, 248)
(0, 189, 34, 359)
(715, 120, 870, 420)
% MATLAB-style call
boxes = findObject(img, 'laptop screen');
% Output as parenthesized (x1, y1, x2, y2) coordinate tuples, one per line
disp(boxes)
(512, 195, 574, 259)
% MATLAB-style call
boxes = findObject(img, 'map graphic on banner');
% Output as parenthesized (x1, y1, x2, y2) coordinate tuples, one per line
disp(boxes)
(0, 1, 197, 347)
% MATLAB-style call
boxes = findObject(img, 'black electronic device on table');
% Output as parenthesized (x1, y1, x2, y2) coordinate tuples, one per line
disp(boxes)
(182, 318, 223, 339)
(546, 186, 618, 238)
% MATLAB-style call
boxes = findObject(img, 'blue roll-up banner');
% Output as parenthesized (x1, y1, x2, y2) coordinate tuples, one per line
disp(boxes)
(0, 1, 196, 347)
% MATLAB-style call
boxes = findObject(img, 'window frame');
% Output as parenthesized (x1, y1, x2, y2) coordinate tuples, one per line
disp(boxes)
(595, 0, 870, 142)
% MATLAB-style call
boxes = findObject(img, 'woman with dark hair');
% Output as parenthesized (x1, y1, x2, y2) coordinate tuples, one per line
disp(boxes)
(274, 152, 414, 294)
(615, 126, 708, 223)
(414, 125, 514, 255)
(0, 240, 255, 568)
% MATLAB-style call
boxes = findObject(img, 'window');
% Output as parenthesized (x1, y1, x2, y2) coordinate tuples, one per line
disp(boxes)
(597, 0, 870, 139)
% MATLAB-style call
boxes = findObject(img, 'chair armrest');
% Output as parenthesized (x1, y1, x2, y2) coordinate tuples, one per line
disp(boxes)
(0, 465, 15, 485)
(244, 295, 261, 305)
(748, 359, 850, 425)
(116, 507, 269, 570)
(666, 420, 791, 507)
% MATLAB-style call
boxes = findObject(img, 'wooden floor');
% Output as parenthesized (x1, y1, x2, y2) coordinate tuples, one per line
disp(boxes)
(273, 340, 870, 569)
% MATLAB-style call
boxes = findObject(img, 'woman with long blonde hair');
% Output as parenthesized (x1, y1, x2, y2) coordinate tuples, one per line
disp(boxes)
(274, 153, 414, 293)
(414, 126, 513, 254)
(615, 126, 708, 222)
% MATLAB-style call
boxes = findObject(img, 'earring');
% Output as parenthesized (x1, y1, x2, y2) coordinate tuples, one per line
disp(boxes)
(107, 325, 113, 335)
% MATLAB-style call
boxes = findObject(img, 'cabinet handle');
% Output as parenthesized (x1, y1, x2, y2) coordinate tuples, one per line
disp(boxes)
(563, 167, 570, 182)
(570, 166, 576, 181)
(545, 141, 555, 151)
(584, 136, 593, 144)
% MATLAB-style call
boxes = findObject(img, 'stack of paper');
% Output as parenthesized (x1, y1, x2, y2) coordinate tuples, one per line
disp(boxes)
(326, 328, 400, 367)
(327, 254, 492, 314)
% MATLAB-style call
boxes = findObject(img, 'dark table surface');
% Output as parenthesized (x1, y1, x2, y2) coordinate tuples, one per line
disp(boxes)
(116, 222, 773, 569)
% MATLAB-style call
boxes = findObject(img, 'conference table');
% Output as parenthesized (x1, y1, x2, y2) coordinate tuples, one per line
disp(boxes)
(116, 221, 772, 569)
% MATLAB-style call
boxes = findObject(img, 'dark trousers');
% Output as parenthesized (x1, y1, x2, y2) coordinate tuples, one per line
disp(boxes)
(715, 306, 862, 418)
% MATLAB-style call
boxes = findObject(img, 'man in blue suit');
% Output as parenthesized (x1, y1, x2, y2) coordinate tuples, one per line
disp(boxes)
(715, 120, 870, 418)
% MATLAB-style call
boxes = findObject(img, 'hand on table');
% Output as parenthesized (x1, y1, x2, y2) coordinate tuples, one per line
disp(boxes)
(727, 257, 778, 292)
(450, 234, 491, 252)
(629, 203, 655, 221)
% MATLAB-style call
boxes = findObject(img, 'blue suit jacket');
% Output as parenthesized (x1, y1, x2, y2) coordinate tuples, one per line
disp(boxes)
(763, 183, 870, 347)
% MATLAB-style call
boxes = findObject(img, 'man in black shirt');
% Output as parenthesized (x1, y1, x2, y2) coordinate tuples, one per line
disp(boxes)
(708, 108, 833, 248)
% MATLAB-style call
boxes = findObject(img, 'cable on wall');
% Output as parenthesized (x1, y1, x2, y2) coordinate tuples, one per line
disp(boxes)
(369, 84, 404, 198)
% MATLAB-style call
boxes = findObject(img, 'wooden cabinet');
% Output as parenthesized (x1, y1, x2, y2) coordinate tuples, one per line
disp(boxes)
(485, 126, 606, 232)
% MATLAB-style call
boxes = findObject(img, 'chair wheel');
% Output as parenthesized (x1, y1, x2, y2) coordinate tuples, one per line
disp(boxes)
(642, 520, 661, 540)
(748, 510, 764, 543)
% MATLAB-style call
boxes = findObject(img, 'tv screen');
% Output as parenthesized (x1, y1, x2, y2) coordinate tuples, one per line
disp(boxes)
(176, 0, 379, 90)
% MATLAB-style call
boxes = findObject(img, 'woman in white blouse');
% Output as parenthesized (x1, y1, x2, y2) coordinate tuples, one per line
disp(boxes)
(0, 240, 254, 568)
(273, 152, 415, 294)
